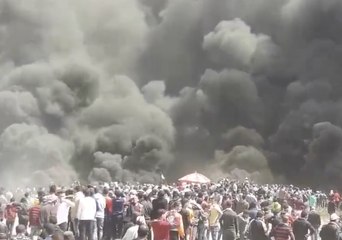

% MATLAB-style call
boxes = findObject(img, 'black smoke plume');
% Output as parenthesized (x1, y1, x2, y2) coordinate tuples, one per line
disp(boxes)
(1, 0, 342, 188)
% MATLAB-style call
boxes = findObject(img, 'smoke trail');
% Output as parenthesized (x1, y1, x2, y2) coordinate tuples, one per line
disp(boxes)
(1, 0, 342, 187)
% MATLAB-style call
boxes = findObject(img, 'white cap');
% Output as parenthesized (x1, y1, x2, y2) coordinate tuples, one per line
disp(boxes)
(331, 213, 340, 221)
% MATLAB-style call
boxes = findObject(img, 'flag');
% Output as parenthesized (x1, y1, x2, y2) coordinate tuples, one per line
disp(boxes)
(161, 173, 165, 180)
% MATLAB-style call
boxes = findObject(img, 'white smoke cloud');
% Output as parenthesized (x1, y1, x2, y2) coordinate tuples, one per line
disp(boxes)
(213, 146, 274, 183)
(0, 123, 76, 187)
(203, 19, 272, 69)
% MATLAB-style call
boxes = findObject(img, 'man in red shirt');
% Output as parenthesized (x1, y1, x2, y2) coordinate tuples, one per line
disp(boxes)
(4, 198, 17, 236)
(150, 210, 170, 240)
(103, 189, 113, 240)
(29, 199, 41, 237)
(270, 214, 295, 240)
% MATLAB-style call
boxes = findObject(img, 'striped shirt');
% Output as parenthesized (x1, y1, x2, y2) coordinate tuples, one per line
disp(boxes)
(29, 206, 41, 226)
(271, 223, 293, 240)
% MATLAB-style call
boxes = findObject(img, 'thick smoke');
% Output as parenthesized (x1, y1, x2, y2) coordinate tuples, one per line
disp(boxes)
(1, 0, 342, 187)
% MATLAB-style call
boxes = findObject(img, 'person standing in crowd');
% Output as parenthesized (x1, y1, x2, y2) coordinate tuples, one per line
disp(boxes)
(94, 187, 106, 240)
(17, 198, 29, 228)
(292, 211, 315, 240)
(11, 225, 30, 240)
(328, 197, 337, 215)
(165, 201, 184, 240)
(125, 195, 144, 223)
(77, 188, 96, 240)
(56, 190, 75, 232)
(219, 200, 238, 240)
(71, 185, 84, 239)
(196, 199, 208, 240)
(208, 196, 222, 240)
(28, 199, 41, 237)
(112, 190, 125, 239)
(237, 210, 249, 240)
(269, 214, 295, 240)
(248, 202, 258, 220)
(247, 211, 268, 240)
(4, 198, 17, 237)
(139, 193, 152, 222)
(151, 191, 168, 220)
(308, 207, 321, 240)
(122, 215, 145, 240)
(0, 214, 8, 240)
(236, 195, 249, 215)
(150, 209, 170, 240)
(180, 200, 194, 240)
(40, 185, 59, 228)
(133, 225, 149, 240)
(320, 213, 342, 240)
(103, 189, 113, 240)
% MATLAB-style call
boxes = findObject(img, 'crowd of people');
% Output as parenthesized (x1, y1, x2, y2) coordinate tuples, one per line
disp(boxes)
(0, 178, 341, 240)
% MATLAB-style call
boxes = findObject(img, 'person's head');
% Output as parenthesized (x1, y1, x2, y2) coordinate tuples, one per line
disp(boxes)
(88, 188, 95, 197)
(184, 191, 191, 199)
(301, 211, 308, 219)
(49, 216, 58, 225)
(170, 201, 181, 211)
(242, 210, 249, 219)
(84, 188, 92, 197)
(114, 190, 122, 198)
(57, 189, 66, 199)
(249, 202, 257, 209)
(20, 197, 27, 204)
(282, 214, 289, 224)
(49, 185, 57, 194)
(103, 188, 109, 196)
(156, 209, 166, 219)
(137, 225, 149, 239)
(64, 231, 75, 240)
(158, 190, 165, 199)
(74, 185, 82, 193)
(256, 211, 264, 219)
(173, 190, 180, 199)
(130, 196, 138, 205)
(0, 233, 6, 240)
(209, 195, 215, 203)
(15, 225, 26, 235)
(331, 213, 340, 222)
(225, 200, 232, 209)
(44, 223, 55, 235)
(52, 232, 64, 240)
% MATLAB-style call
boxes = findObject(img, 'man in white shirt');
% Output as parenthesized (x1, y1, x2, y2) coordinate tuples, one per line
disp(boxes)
(122, 216, 145, 240)
(77, 188, 96, 240)
(56, 190, 75, 231)
(94, 188, 106, 240)
(72, 186, 84, 238)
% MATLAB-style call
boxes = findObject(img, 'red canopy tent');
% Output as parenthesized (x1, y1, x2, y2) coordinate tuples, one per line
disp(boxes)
(178, 172, 211, 184)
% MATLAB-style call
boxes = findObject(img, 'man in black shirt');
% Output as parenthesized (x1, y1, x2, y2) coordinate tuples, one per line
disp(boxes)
(320, 213, 341, 240)
(308, 207, 321, 240)
(151, 190, 168, 220)
(292, 211, 315, 240)
(219, 200, 238, 240)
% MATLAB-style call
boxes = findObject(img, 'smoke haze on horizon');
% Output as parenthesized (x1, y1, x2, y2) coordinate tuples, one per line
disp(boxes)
(0, 0, 342, 188)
